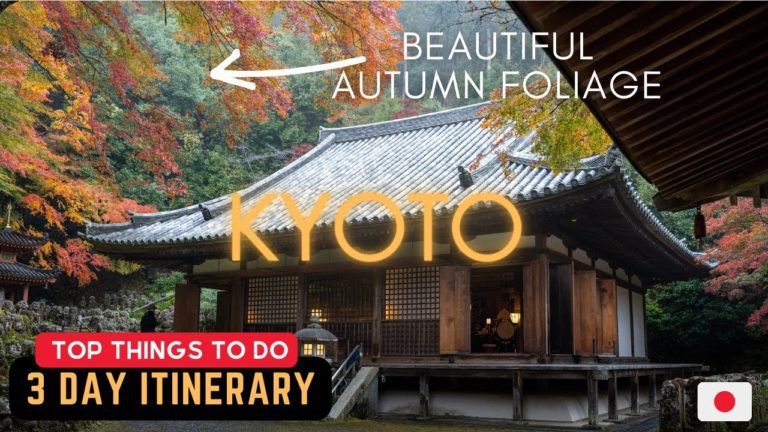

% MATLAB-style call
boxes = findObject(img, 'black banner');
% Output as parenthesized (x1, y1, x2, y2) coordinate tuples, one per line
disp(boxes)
(10, 356, 332, 420)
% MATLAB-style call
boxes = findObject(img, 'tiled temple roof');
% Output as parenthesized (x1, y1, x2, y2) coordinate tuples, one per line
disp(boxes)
(0, 227, 49, 251)
(0, 261, 59, 284)
(83, 102, 708, 277)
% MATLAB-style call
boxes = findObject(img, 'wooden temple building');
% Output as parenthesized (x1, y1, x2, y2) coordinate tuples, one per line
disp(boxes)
(511, 2, 768, 212)
(0, 226, 59, 303)
(85, 104, 710, 424)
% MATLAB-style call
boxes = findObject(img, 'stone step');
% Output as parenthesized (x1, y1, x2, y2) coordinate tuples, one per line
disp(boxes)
(327, 366, 379, 420)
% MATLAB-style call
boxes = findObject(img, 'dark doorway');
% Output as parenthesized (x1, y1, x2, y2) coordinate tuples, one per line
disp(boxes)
(549, 263, 574, 354)
(470, 266, 523, 353)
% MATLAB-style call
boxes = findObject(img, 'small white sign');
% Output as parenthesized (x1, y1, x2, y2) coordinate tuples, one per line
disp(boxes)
(697, 382, 752, 422)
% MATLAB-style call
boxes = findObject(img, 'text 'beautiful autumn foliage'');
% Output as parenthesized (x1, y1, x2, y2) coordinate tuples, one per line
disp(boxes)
(0, 1, 400, 285)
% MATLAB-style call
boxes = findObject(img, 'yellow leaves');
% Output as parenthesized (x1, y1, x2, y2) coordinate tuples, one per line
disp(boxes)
(48, 87, 96, 152)
(482, 78, 612, 172)
(18, 73, 53, 103)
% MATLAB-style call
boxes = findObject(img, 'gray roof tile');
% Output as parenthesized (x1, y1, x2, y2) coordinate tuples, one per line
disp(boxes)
(84, 103, 699, 264)
(0, 261, 59, 284)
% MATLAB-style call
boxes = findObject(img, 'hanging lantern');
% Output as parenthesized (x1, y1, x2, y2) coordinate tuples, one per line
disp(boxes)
(694, 204, 706, 239)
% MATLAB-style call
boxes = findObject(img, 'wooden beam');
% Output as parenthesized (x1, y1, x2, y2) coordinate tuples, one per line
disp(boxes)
(629, 291, 635, 358)
(296, 274, 307, 330)
(439, 266, 471, 354)
(587, 373, 599, 426)
(418, 372, 430, 420)
(372, 269, 384, 357)
(604, 22, 768, 113)
(655, 125, 768, 194)
(512, 370, 523, 421)
(228, 279, 244, 332)
(215, 290, 230, 331)
(523, 253, 549, 357)
(630, 371, 640, 414)
(173, 282, 200, 332)
(608, 371, 618, 420)
(653, 155, 768, 210)
(636, 95, 768, 174)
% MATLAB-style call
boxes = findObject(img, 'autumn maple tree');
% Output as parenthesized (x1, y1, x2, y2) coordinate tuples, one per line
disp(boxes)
(0, 1, 401, 285)
(701, 198, 768, 332)
(481, 79, 612, 172)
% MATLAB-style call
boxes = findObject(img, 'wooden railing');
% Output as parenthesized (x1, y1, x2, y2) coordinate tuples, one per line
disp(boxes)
(331, 344, 362, 396)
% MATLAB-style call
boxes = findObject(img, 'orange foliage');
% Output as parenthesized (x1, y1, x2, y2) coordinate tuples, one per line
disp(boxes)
(0, 1, 401, 285)
(701, 198, 768, 332)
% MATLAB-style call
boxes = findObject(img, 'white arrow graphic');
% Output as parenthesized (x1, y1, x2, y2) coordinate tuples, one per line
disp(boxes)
(210, 49, 367, 90)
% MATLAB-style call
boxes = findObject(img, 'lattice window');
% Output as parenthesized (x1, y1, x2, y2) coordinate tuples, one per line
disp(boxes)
(306, 273, 373, 322)
(382, 320, 439, 356)
(326, 322, 372, 357)
(384, 267, 440, 320)
(246, 276, 298, 325)
(244, 323, 295, 333)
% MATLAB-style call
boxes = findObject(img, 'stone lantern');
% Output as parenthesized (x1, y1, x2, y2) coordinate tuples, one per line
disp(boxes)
(295, 315, 338, 364)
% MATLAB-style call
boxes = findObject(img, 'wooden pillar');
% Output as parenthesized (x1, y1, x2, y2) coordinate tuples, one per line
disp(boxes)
(630, 371, 640, 414)
(372, 269, 384, 357)
(439, 266, 470, 354)
(215, 290, 231, 331)
(22, 284, 29, 303)
(608, 371, 618, 420)
(512, 370, 523, 421)
(296, 274, 307, 330)
(173, 282, 201, 331)
(523, 253, 549, 357)
(587, 373, 598, 426)
(649, 373, 658, 409)
(228, 279, 245, 332)
(418, 372, 430, 420)
(628, 290, 635, 357)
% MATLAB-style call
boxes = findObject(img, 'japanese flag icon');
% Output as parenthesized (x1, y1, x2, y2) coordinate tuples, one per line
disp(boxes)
(697, 382, 752, 422)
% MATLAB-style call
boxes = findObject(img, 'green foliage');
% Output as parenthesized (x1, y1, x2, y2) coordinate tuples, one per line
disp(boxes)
(131, 272, 184, 318)
(180, 137, 250, 204)
(646, 279, 768, 372)
(483, 78, 613, 173)
(139, 272, 217, 329)
(624, 160, 696, 246)
(144, 272, 184, 298)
